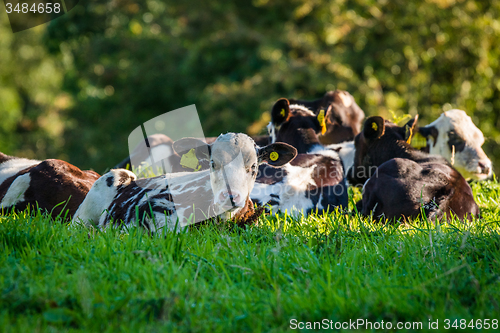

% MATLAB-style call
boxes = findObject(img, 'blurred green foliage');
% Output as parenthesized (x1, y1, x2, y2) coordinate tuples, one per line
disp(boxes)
(0, 0, 499, 173)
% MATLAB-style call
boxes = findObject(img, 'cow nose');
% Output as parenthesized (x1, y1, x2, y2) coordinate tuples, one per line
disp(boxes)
(228, 194, 240, 203)
(478, 161, 492, 175)
(219, 191, 241, 205)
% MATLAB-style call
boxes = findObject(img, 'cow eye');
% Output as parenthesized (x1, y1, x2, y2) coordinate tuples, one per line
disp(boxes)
(448, 131, 466, 151)
(252, 163, 257, 170)
(449, 132, 464, 144)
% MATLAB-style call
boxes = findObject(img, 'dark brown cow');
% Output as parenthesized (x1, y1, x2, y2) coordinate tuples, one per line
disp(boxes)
(347, 116, 479, 222)
(289, 90, 365, 144)
(0, 153, 100, 219)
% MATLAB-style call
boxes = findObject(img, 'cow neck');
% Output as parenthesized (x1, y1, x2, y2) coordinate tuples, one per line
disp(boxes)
(296, 128, 323, 154)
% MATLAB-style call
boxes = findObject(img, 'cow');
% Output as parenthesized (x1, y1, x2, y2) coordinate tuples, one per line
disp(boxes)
(416, 109, 493, 180)
(324, 141, 355, 177)
(268, 98, 327, 154)
(267, 91, 364, 174)
(251, 150, 347, 215)
(347, 116, 480, 222)
(251, 98, 349, 213)
(0, 152, 100, 219)
(267, 97, 355, 174)
(288, 90, 365, 144)
(72, 133, 297, 232)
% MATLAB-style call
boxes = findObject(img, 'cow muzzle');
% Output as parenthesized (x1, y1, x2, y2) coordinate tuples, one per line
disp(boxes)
(476, 160, 493, 179)
(218, 190, 245, 209)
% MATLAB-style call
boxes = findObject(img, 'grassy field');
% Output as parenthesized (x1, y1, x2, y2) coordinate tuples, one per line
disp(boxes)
(0, 179, 499, 332)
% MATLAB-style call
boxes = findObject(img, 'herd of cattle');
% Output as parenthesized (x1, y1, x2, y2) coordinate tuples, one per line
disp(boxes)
(0, 90, 494, 233)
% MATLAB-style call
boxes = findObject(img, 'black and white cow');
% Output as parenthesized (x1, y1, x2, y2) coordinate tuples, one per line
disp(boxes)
(417, 109, 493, 180)
(251, 98, 349, 214)
(268, 98, 355, 176)
(73, 133, 296, 232)
(252, 151, 347, 215)
(347, 116, 479, 222)
(0, 152, 100, 219)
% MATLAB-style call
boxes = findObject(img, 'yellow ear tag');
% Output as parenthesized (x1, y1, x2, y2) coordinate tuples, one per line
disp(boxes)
(410, 132, 427, 149)
(270, 152, 279, 161)
(180, 148, 201, 171)
(371, 122, 378, 131)
(280, 108, 286, 117)
(405, 125, 413, 144)
(317, 109, 327, 135)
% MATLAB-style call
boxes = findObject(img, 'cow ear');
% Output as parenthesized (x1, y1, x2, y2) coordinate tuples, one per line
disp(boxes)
(257, 143, 297, 167)
(403, 114, 419, 143)
(363, 116, 385, 140)
(317, 106, 330, 135)
(271, 98, 290, 126)
(418, 125, 439, 146)
(172, 138, 211, 161)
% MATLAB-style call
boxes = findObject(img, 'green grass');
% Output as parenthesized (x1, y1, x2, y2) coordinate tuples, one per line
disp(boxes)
(1, 179, 500, 332)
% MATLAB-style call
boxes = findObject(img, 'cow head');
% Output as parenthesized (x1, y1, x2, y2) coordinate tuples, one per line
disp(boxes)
(318, 90, 365, 144)
(289, 90, 365, 144)
(268, 98, 324, 153)
(347, 115, 418, 186)
(173, 133, 297, 215)
(418, 110, 492, 180)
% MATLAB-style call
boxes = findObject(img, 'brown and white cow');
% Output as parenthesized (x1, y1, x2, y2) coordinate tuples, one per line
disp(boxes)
(288, 90, 365, 144)
(73, 133, 296, 232)
(417, 109, 492, 180)
(0, 152, 100, 219)
(347, 116, 479, 222)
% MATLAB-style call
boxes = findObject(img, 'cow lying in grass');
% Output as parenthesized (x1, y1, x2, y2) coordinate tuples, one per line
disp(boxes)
(269, 90, 363, 176)
(252, 152, 346, 215)
(73, 133, 296, 232)
(417, 109, 492, 180)
(0, 152, 100, 219)
(249, 98, 348, 214)
(347, 116, 479, 222)
(268, 97, 355, 176)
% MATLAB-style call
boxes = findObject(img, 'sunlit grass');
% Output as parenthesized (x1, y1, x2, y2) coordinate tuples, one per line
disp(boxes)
(0, 180, 499, 332)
